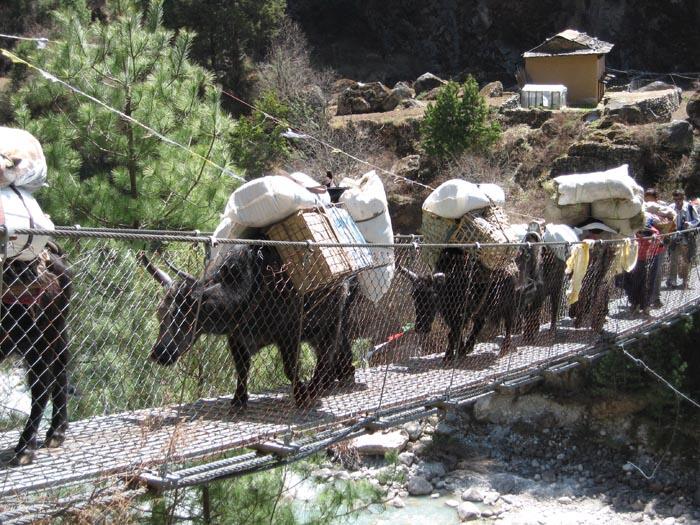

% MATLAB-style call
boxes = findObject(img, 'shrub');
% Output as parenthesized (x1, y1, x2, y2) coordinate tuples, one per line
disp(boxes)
(420, 77, 501, 160)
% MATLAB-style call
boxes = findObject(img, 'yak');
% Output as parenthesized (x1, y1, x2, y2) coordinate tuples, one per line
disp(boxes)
(399, 247, 519, 360)
(1, 242, 71, 465)
(140, 241, 355, 409)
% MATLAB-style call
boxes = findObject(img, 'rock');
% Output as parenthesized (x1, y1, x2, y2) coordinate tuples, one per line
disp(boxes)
(435, 420, 459, 436)
(446, 499, 460, 508)
(390, 496, 405, 508)
(550, 141, 643, 177)
(386, 81, 415, 108)
(416, 461, 446, 480)
(499, 93, 520, 111)
(350, 429, 409, 456)
(391, 154, 421, 181)
(603, 88, 681, 124)
(336, 81, 394, 115)
(431, 492, 440, 499)
(399, 490, 409, 498)
(414, 72, 447, 95)
(398, 451, 415, 466)
(403, 421, 423, 441)
(637, 81, 676, 92)
(461, 487, 485, 502)
(656, 120, 694, 153)
(662, 518, 676, 525)
(501, 108, 553, 128)
(671, 503, 685, 517)
(558, 496, 573, 504)
(480, 81, 503, 98)
(407, 475, 433, 496)
(457, 501, 481, 521)
(687, 90, 700, 129)
(473, 393, 585, 427)
(622, 463, 635, 472)
(483, 491, 500, 505)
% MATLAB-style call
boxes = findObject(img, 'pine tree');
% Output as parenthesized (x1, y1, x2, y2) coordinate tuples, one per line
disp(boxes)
(420, 77, 502, 160)
(9, 0, 239, 230)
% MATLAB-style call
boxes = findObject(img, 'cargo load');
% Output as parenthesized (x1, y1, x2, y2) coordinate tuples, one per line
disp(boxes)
(550, 165, 642, 206)
(543, 224, 579, 261)
(422, 179, 491, 219)
(287, 171, 331, 205)
(225, 175, 323, 228)
(476, 183, 506, 205)
(591, 197, 644, 220)
(0, 127, 47, 192)
(339, 170, 395, 303)
(544, 201, 591, 226)
(0, 186, 55, 261)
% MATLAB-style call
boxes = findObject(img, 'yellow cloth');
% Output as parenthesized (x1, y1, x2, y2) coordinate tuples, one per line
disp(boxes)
(565, 240, 592, 305)
(609, 238, 639, 278)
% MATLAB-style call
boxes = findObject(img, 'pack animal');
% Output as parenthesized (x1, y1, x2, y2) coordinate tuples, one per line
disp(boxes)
(1, 242, 71, 465)
(515, 232, 567, 342)
(141, 242, 355, 409)
(399, 248, 519, 360)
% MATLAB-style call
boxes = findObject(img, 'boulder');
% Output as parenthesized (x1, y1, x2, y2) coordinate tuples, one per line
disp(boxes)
(415, 461, 446, 480)
(636, 81, 676, 92)
(656, 120, 693, 154)
(501, 108, 553, 128)
(382, 82, 415, 112)
(479, 80, 503, 98)
(350, 429, 409, 455)
(392, 81, 415, 100)
(407, 475, 433, 496)
(391, 154, 421, 180)
(457, 501, 481, 521)
(336, 81, 394, 115)
(603, 88, 681, 124)
(550, 141, 643, 177)
(687, 90, 700, 129)
(461, 487, 485, 502)
(414, 72, 447, 95)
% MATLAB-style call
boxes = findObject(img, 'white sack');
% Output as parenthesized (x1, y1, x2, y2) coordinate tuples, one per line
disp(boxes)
(287, 171, 331, 205)
(643, 201, 676, 220)
(602, 211, 646, 236)
(477, 183, 505, 205)
(339, 170, 394, 303)
(208, 217, 257, 270)
(591, 197, 644, 220)
(543, 224, 579, 261)
(553, 164, 643, 206)
(422, 179, 490, 218)
(508, 223, 529, 241)
(227, 176, 321, 228)
(0, 187, 54, 261)
(544, 200, 591, 226)
(0, 127, 48, 192)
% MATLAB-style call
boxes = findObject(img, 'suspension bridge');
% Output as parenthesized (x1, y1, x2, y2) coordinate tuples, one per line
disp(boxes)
(0, 228, 698, 524)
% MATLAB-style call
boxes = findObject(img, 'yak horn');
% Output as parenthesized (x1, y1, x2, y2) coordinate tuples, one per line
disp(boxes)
(163, 258, 197, 281)
(397, 266, 418, 282)
(138, 252, 173, 287)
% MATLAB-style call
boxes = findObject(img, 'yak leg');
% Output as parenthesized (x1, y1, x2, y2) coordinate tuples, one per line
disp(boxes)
(229, 336, 253, 410)
(15, 327, 51, 465)
(43, 316, 69, 448)
(278, 337, 309, 407)
(460, 315, 485, 356)
(522, 306, 540, 343)
(332, 331, 356, 386)
(499, 313, 514, 356)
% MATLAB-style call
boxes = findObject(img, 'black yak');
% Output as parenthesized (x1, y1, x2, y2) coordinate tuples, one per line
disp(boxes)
(141, 241, 355, 409)
(1, 242, 71, 465)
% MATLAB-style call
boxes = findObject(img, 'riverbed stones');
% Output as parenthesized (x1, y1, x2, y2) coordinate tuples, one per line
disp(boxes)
(350, 429, 409, 455)
(457, 501, 480, 521)
(403, 421, 423, 441)
(407, 475, 433, 496)
(461, 487, 485, 502)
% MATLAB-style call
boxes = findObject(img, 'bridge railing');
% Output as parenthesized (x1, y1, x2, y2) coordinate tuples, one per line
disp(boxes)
(1, 226, 699, 521)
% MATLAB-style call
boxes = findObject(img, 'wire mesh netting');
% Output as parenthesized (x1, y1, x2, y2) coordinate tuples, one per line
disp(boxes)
(1, 227, 699, 522)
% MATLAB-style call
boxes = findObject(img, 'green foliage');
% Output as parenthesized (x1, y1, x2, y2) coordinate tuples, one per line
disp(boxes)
(9, 0, 239, 230)
(229, 90, 291, 179)
(420, 76, 501, 160)
(162, 0, 285, 109)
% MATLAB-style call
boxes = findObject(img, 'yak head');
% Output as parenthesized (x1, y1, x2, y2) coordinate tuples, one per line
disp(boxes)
(397, 266, 445, 334)
(139, 246, 260, 365)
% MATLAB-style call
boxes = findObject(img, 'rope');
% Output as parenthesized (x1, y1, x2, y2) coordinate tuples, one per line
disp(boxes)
(620, 347, 700, 410)
(0, 48, 246, 184)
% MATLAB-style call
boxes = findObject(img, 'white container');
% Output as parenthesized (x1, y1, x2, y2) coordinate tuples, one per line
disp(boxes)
(553, 165, 643, 206)
(592, 197, 643, 220)
(0, 127, 47, 192)
(287, 172, 330, 205)
(227, 176, 321, 228)
(0, 187, 54, 261)
(339, 170, 394, 303)
(543, 224, 579, 261)
(422, 179, 491, 219)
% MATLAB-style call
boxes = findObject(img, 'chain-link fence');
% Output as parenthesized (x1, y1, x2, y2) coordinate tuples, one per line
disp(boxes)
(1, 226, 699, 523)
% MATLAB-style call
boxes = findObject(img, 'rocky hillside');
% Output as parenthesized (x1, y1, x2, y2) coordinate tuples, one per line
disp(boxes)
(289, 0, 700, 85)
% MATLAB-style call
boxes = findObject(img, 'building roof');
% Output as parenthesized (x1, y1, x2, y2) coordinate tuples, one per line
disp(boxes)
(523, 29, 614, 58)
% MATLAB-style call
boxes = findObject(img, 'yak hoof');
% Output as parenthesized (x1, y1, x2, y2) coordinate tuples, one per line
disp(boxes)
(293, 384, 318, 408)
(231, 396, 248, 412)
(45, 432, 66, 448)
(11, 449, 35, 466)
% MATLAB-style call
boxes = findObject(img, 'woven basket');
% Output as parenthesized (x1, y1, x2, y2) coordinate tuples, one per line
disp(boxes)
(267, 209, 353, 293)
(421, 205, 518, 274)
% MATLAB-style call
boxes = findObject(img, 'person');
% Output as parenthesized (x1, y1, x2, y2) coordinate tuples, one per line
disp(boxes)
(643, 188, 674, 306)
(324, 170, 335, 188)
(623, 225, 663, 315)
(666, 189, 699, 289)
